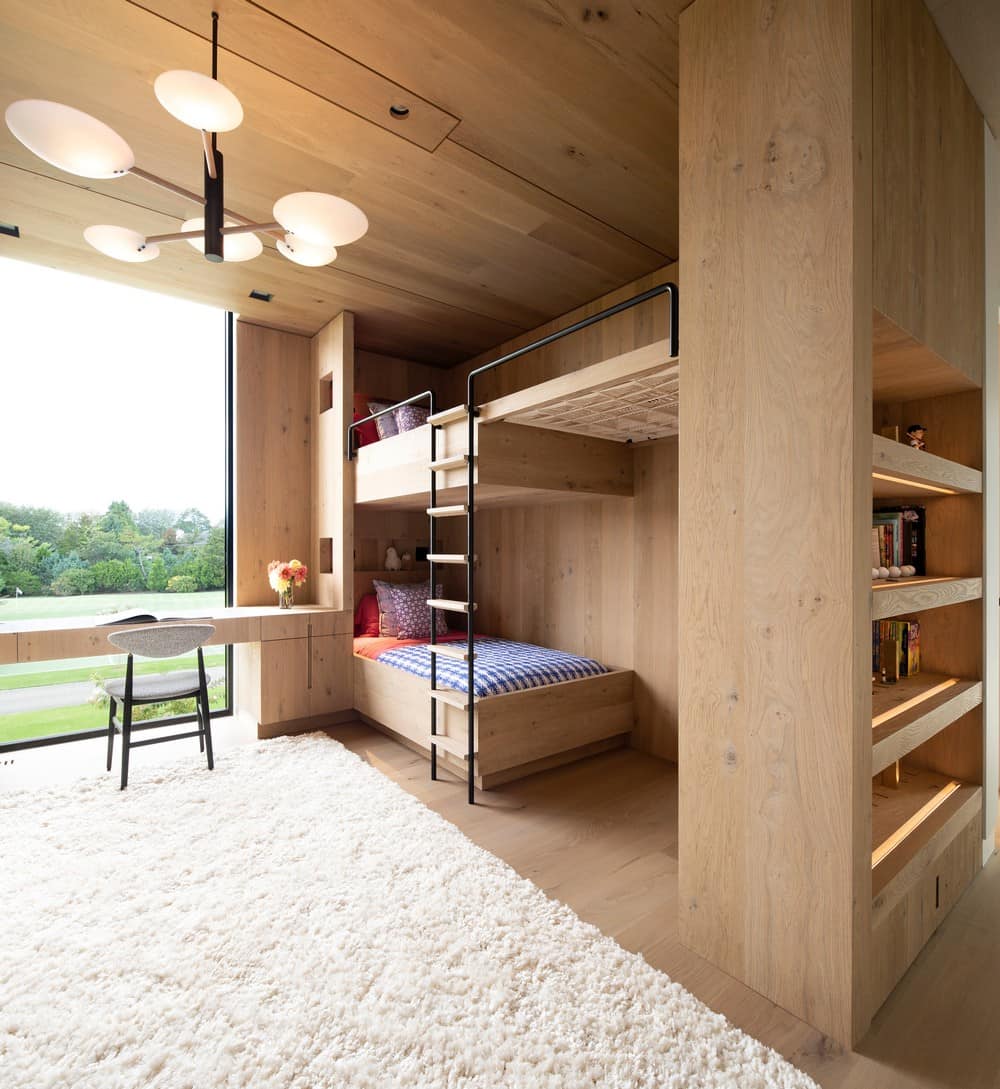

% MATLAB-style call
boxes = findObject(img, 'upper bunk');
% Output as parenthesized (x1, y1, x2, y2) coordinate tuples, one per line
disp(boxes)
(352, 337, 680, 510)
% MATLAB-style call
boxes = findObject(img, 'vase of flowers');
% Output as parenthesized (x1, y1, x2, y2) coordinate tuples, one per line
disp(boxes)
(268, 559, 308, 609)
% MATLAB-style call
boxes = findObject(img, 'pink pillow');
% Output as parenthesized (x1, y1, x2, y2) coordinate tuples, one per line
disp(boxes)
(354, 592, 380, 637)
(389, 581, 448, 639)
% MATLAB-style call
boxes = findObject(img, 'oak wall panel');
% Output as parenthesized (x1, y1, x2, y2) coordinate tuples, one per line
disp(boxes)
(235, 321, 313, 606)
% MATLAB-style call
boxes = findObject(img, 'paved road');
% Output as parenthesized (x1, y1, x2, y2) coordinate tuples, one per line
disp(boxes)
(0, 670, 226, 714)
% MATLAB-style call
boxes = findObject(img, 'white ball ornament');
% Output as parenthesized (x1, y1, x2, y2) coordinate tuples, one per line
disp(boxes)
(888, 566, 902, 579)
(878, 567, 890, 580)
(872, 568, 880, 580)
(900, 565, 916, 577)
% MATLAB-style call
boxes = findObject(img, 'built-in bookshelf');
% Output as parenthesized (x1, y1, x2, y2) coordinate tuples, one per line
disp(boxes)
(868, 353, 984, 1013)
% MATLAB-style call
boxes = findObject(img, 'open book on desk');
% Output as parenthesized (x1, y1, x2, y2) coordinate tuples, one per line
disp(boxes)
(99, 611, 212, 626)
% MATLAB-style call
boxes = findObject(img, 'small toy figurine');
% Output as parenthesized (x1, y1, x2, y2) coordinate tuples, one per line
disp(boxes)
(384, 546, 402, 571)
(906, 423, 927, 451)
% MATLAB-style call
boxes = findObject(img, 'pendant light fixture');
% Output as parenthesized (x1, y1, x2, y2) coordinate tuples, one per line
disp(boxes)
(3, 12, 367, 267)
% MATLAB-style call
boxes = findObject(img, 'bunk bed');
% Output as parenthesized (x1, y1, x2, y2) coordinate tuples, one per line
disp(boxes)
(347, 282, 679, 802)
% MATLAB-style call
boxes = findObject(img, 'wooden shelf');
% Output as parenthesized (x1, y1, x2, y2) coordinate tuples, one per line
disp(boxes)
(871, 576, 981, 620)
(872, 673, 982, 775)
(872, 433, 982, 500)
(872, 310, 981, 401)
(872, 764, 981, 914)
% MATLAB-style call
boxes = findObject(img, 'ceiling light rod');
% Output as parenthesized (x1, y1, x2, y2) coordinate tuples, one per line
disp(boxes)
(146, 221, 281, 245)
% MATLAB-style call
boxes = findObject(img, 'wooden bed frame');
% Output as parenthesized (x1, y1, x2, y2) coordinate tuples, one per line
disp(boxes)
(353, 651, 634, 789)
(352, 339, 678, 510)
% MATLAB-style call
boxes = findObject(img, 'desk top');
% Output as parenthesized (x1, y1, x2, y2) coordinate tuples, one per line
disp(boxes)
(0, 605, 352, 664)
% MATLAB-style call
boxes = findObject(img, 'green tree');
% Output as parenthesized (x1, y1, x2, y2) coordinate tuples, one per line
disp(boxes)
(146, 555, 168, 592)
(51, 568, 94, 596)
(195, 525, 227, 590)
(167, 574, 198, 593)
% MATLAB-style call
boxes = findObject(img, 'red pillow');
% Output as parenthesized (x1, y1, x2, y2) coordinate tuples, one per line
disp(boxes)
(354, 592, 380, 637)
(352, 408, 379, 448)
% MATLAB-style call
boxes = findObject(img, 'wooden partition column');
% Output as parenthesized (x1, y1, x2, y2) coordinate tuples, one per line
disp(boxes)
(233, 318, 353, 737)
(679, 0, 873, 1045)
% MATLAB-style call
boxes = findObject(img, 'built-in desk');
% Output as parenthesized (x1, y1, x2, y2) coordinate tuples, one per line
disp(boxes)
(0, 605, 355, 738)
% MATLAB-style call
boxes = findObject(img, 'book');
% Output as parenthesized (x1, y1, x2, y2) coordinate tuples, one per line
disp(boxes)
(872, 505, 925, 574)
(872, 619, 920, 677)
(99, 611, 211, 626)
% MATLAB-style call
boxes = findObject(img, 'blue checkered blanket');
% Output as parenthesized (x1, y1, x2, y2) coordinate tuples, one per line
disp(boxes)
(374, 637, 609, 697)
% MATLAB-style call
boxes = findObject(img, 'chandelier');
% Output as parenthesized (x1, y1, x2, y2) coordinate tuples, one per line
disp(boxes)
(3, 12, 367, 267)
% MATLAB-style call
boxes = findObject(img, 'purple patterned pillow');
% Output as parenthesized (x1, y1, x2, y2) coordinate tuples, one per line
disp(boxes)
(389, 581, 448, 639)
(372, 578, 411, 638)
(394, 404, 429, 433)
(368, 401, 398, 441)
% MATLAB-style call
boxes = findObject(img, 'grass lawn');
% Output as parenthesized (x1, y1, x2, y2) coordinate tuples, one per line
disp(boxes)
(0, 649, 226, 691)
(0, 685, 228, 744)
(0, 590, 228, 743)
(0, 589, 224, 622)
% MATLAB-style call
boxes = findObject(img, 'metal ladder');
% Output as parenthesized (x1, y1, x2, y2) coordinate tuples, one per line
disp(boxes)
(347, 281, 678, 807)
(426, 402, 478, 805)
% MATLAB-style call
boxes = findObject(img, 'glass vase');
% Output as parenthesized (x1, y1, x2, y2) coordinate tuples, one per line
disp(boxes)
(278, 585, 294, 609)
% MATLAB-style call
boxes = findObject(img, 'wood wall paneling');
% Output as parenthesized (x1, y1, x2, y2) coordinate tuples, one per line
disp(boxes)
(234, 321, 313, 606)
(0, 0, 673, 361)
(873, 0, 985, 383)
(678, 0, 872, 1045)
(311, 312, 354, 610)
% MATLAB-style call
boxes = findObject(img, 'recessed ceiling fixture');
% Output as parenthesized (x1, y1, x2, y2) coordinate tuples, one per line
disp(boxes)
(3, 13, 367, 268)
(388, 104, 410, 119)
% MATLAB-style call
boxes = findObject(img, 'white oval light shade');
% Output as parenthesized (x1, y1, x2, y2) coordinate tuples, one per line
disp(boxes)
(154, 70, 243, 132)
(181, 217, 263, 262)
(5, 100, 134, 178)
(84, 225, 159, 263)
(273, 191, 368, 247)
(277, 234, 338, 267)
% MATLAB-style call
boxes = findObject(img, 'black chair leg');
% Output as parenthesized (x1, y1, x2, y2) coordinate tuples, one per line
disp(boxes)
(120, 699, 132, 790)
(106, 697, 116, 772)
(197, 695, 205, 753)
(199, 680, 215, 771)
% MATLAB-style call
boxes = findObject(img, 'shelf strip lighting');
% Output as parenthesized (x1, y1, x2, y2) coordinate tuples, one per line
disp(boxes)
(872, 780, 961, 869)
(872, 472, 958, 496)
(872, 678, 959, 729)
(872, 576, 955, 590)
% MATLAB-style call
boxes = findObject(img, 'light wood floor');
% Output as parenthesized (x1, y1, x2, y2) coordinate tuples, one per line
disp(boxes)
(329, 721, 1000, 1089)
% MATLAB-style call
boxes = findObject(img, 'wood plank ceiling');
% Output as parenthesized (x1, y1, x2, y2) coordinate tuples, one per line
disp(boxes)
(0, 0, 679, 364)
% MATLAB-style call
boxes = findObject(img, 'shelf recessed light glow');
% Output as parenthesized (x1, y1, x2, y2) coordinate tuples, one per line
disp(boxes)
(872, 780, 961, 869)
(872, 471, 958, 496)
(871, 678, 959, 729)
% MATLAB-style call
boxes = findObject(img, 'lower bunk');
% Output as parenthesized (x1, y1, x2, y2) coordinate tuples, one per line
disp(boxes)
(353, 634, 634, 789)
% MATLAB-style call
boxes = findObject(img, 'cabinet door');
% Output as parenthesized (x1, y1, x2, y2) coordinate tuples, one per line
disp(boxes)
(258, 637, 312, 726)
(309, 633, 353, 718)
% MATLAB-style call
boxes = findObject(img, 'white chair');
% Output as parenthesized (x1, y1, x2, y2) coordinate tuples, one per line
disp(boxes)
(105, 624, 217, 789)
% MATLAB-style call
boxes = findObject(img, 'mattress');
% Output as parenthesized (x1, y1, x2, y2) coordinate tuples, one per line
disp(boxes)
(354, 635, 609, 698)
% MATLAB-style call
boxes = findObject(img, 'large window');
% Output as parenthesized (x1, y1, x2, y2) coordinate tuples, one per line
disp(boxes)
(0, 258, 232, 749)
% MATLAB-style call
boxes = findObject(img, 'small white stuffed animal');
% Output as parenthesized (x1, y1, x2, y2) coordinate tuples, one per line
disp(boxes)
(384, 546, 402, 571)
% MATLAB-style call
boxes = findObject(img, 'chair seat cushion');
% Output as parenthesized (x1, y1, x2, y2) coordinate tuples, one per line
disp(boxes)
(105, 671, 202, 702)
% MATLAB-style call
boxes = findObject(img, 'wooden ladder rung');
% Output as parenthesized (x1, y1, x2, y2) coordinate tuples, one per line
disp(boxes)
(428, 405, 469, 426)
(429, 688, 474, 712)
(427, 598, 477, 613)
(429, 643, 472, 662)
(427, 554, 474, 565)
(428, 731, 476, 759)
(426, 505, 468, 517)
(428, 454, 474, 472)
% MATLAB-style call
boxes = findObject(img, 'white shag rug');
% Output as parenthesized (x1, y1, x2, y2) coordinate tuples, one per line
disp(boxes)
(1, 734, 818, 1089)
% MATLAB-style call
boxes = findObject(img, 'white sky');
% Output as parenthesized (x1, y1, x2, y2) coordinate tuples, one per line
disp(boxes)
(0, 257, 226, 522)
